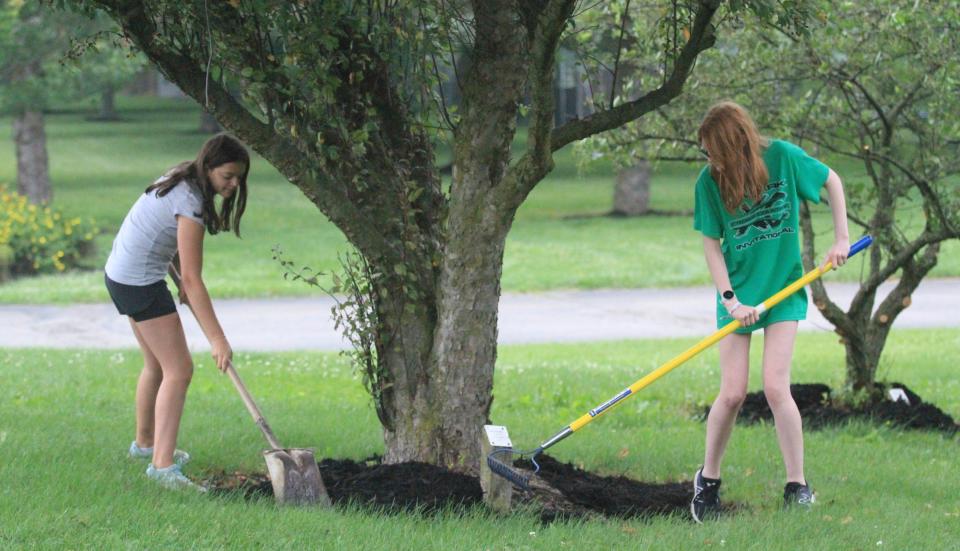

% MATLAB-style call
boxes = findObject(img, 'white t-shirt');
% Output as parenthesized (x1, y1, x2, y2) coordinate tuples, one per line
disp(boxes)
(105, 180, 204, 286)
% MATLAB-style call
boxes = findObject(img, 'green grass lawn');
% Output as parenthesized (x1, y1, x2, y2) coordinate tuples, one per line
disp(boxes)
(1, 329, 957, 549)
(2, 95, 957, 303)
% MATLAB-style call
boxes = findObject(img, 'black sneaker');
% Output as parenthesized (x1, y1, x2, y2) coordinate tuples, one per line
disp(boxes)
(783, 482, 815, 508)
(691, 466, 721, 523)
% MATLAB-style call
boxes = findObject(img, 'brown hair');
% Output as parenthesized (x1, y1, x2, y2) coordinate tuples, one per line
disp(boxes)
(698, 101, 769, 213)
(146, 133, 250, 236)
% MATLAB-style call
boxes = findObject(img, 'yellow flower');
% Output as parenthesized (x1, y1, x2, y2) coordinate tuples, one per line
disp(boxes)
(38, 236, 46, 245)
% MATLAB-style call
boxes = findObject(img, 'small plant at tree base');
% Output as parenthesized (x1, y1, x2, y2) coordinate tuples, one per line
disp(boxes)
(0, 185, 97, 277)
(831, 385, 882, 411)
(273, 246, 393, 429)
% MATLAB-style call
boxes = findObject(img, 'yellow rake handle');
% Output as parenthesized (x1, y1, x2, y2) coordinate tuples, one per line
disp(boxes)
(561, 235, 873, 435)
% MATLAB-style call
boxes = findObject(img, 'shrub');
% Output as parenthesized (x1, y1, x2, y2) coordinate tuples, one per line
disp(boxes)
(0, 185, 97, 277)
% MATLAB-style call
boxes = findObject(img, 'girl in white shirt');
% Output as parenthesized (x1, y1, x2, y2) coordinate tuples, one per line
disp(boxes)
(105, 133, 249, 490)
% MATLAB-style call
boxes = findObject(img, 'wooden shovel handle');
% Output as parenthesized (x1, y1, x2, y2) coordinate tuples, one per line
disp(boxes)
(224, 362, 284, 450)
(167, 264, 284, 451)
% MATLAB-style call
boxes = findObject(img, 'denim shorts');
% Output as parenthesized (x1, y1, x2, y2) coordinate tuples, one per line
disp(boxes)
(104, 274, 177, 322)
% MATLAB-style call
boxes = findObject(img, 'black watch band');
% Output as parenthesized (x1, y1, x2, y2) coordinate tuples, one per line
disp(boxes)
(722, 290, 735, 300)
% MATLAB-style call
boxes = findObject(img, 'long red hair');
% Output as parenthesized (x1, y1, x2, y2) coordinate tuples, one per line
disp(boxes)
(698, 101, 769, 213)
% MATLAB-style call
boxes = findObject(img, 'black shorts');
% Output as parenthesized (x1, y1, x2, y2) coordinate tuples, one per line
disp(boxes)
(104, 274, 177, 322)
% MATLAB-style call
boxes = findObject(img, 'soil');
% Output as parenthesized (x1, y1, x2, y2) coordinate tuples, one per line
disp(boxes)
(203, 454, 701, 522)
(730, 382, 958, 433)
(513, 454, 698, 522)
(205, 457, 483, 514)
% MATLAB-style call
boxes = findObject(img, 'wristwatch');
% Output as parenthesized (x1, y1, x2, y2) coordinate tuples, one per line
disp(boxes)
(722, 289, 735, 300)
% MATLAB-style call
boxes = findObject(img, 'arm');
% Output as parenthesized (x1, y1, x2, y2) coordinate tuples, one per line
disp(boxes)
(171, 252, 187, 305)
(176, 216, 231, 372)
(821, 168, 851, 269)
(702, 236, 760, 327)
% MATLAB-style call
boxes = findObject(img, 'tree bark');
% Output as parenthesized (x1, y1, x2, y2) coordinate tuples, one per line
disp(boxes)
(198, 111, 222, 133)
(13, 110, 52, 205)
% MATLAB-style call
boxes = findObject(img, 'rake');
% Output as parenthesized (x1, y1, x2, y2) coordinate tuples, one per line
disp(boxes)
(488, 235, 873, 489)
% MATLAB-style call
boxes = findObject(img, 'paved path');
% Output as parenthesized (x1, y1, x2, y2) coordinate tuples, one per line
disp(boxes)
(1, 278, 957, 352)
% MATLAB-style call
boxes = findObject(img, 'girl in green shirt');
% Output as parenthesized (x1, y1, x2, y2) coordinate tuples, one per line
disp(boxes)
(689, 101, 850, 522)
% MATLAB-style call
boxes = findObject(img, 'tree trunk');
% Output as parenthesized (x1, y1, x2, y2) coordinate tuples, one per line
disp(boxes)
(199, 111, 222, 133)
(429, 205, 509, 470)
(842, 331, 883, 393)
(13, 110, 51, 205)
(377, 279, 443, 465)
(612, 160, 652, 216)
(97, 84, 120, 120)
(377, 221, 506, 472)
(377, 0, 526, 472)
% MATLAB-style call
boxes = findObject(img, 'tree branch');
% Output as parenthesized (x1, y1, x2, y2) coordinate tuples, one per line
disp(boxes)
(93, 0, 393, 260)
(609, 0, 632, 108)
(549, 0, 720, 151)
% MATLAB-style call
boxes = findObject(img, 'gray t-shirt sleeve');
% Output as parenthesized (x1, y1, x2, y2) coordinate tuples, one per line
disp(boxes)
(170, 182, 204, 226)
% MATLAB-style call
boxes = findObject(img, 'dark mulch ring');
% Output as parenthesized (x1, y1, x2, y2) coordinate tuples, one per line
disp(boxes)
(513, 454, 705, 523)
(202, 454, 708, 522)
(727, 382, 958, 433)
(204, 457, 482, 514)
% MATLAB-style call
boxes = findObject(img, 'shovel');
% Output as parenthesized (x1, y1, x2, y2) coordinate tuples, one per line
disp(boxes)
(168, 264, 331, 506)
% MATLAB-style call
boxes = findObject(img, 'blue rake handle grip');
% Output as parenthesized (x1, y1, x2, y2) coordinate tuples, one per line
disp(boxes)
(849, 235, 873, 258)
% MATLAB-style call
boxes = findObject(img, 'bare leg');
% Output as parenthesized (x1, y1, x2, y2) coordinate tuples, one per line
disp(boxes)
(702, 332, 751, 479)
(761, 321, 805, 485)
(132, 312, 194, 469)
(130, 318, 162, 448)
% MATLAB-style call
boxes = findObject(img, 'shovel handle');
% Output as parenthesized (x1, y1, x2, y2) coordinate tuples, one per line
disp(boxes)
(167, 264, 284, 451)
(224, 362, 284, 450)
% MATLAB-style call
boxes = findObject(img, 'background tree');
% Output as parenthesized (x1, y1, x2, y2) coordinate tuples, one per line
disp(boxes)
(581, 0, 960, 396)
(790, 2, 960, 394)
(71, 0, 811, 471)
(570, 1, 741, 216)
(1, 1, 74, 204)
(0, 2, 133, 203)
(56, 14, 147, 121)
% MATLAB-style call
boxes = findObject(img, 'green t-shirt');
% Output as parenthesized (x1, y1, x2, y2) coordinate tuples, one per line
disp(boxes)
(693, 139, 829, 333)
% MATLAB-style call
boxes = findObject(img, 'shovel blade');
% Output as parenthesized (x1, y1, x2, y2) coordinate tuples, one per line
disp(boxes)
(263, 448, 331, 507)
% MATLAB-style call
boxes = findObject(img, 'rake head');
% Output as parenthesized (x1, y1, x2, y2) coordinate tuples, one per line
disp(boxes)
(486, 447, 542, 491)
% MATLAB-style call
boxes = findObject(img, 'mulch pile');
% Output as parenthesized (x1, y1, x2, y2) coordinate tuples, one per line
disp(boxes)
(205, 457, 483, 514)
(514, 454, 694, 522)
(203, 454, 696, 521)
(732, 382, 958, 433)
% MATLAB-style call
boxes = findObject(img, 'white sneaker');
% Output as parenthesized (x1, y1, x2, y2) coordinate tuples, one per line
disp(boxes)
(145, 463, 207, 492)
(128, 441, 190, 466)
